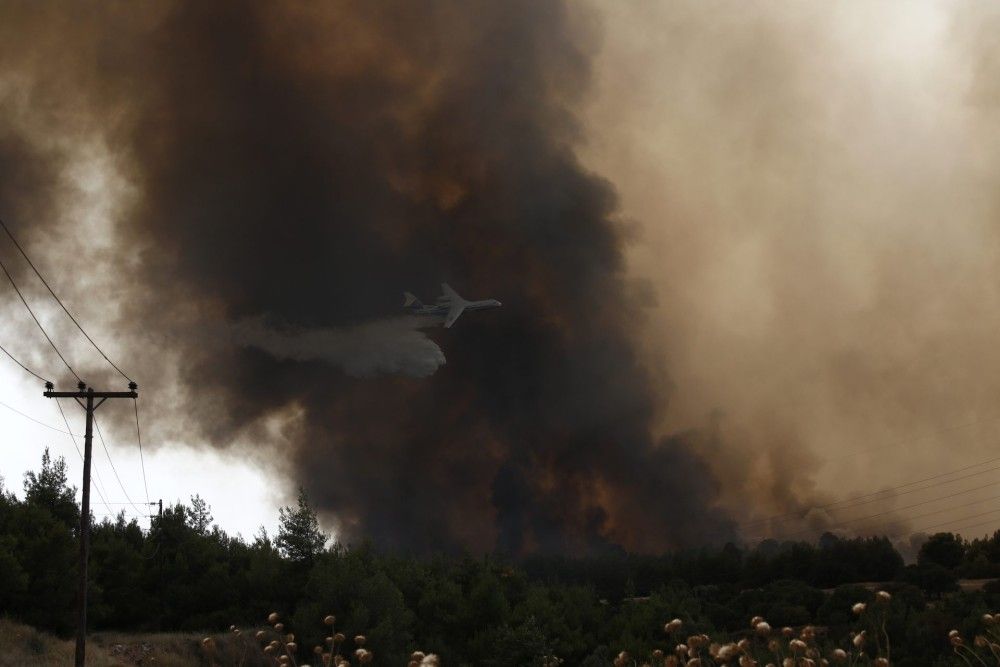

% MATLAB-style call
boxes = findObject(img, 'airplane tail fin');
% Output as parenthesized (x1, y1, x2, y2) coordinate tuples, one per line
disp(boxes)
(403, 292, 422, 308)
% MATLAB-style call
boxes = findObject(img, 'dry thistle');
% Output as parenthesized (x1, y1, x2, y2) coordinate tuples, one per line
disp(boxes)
(852, 602, 866, 615)
(755, 621, 771, 637)
(354, 634, 367, 647)
(876, 590, 891, 604)
(324, 614, 336, 626)
(830, 648, 847, 663)
(268, 612, 280, 624)
(665, 618, 684, 634)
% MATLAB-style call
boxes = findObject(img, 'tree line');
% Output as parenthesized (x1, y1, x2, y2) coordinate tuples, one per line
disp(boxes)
(2, 449, 1000, 665)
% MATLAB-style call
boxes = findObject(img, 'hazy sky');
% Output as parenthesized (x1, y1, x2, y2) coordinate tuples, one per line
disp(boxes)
(3, 1, 1000, 549)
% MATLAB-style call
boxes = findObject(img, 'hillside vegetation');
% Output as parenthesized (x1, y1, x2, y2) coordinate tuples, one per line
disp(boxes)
(7, 450, 1000, 665)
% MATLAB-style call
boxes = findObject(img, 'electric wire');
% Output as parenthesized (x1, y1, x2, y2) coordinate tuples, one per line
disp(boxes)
(0, 255, 81, 382)
(54, 397, 111, 511)
(93, 414, 147, 520)
(0, 341, 50, 384)
(915, 507, 1000, 534)
(0, 398, 82, 436)
(742, 453, 1000, 529)
(133, 397, 151, 514)
(0, 216, 132, 383)
(770, 483, 1000, 540)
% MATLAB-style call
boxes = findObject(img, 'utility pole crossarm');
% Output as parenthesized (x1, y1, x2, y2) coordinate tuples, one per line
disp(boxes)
(44, 390, 137, 398)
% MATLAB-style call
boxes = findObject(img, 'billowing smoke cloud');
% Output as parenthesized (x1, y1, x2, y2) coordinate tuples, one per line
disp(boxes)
(233, 316, 446, 379)
(583, 1, 1000, 541)
(0, 1, 736, 553)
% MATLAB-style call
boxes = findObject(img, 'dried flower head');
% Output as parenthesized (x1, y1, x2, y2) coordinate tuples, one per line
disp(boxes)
(830, 649, 847, 663)
(666, 618, 684, 634)
(201, 638, 215, 652)
(985, 614, 996, 626)
(853, 631, 866, 649)
(274, 623, 285, 632)
(718, 643, 738, 661)
(324, 614, 336, 626)
(876, 590, 891, 604)
(782, 627, 794, 638)
(852, 603, 866, 616)
(354, 635, 367, 647)
(268, 612, 280, 624)
(750, 615, 764, 627)
(755, 622, 772, 637)
(874, 659, 889, 667)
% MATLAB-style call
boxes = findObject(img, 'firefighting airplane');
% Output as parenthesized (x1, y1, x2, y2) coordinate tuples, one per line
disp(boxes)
(403, 283, 501, 328)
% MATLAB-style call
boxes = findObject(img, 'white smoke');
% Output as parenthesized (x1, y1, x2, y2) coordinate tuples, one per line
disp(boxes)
(233, 315, 446, 378)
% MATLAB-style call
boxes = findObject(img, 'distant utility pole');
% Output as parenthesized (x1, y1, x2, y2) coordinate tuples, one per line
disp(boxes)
(44, 380, 137, 667)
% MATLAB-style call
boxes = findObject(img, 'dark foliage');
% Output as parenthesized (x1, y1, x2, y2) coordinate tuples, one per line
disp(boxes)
(2, 451, 998, 665)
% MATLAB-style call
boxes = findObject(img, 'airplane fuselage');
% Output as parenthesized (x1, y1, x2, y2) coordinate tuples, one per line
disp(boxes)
(410, 299, 501, 318)
(404, 284, 501, 327)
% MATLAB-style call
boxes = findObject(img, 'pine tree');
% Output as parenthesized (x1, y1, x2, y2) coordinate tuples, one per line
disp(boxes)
(186, 494, 213, 534)
(276, 487, 326, 563)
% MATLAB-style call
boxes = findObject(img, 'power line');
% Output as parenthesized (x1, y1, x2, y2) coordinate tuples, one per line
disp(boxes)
(54, 397, 110, 510)
(0, 216, 132, 383)
(0, 255, 81, 382)
(770, 483, 1000, 540)
(0, 398, 82, 436)
(743, 454, 1000, 529)
(133, 397, 151, 515)
(0, 341, 50, 384)
(913, 506, 1000, 534)
(93, 414, 146, 519)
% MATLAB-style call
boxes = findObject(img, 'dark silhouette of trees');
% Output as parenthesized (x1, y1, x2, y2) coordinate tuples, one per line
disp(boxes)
(4, 449, 1000, 665)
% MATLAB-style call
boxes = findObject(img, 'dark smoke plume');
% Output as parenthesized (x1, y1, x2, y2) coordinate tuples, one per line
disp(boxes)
(0, 1, 735, 553)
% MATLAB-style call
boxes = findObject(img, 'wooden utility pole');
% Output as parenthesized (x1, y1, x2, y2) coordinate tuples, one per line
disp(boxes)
(44, 380, 137, 667)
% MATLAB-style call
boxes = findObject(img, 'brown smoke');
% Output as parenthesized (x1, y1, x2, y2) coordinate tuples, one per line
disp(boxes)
(0, 2, 735, 553)
(583, 1, 1000, 540)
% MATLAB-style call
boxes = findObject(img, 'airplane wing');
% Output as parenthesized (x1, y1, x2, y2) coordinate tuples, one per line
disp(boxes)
(441, 283, 462, 302)
(444, 302, 466, 328)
